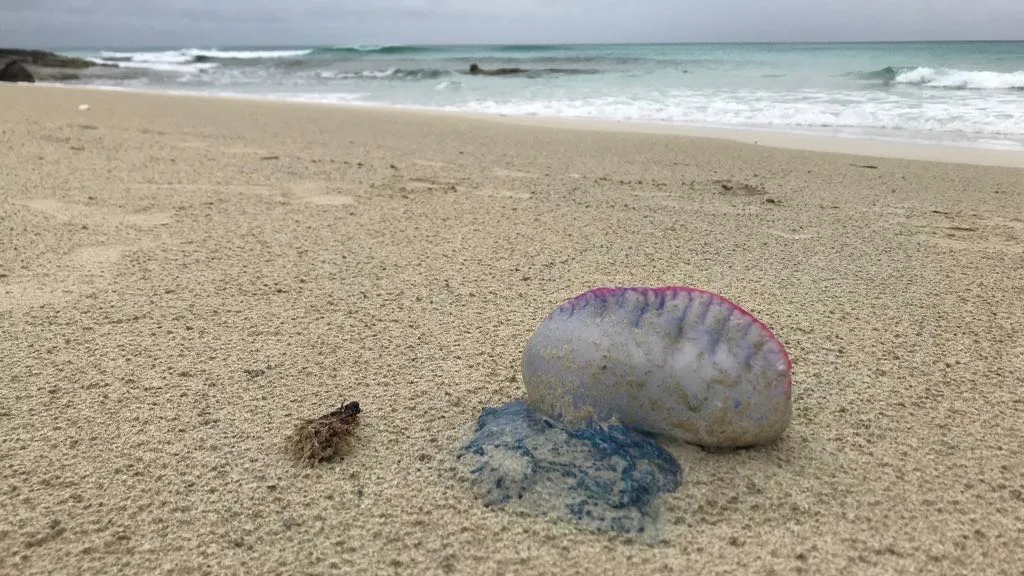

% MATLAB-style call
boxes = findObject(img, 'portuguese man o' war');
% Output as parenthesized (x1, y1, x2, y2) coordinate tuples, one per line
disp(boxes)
(459, 286, 793, 537)
(458, 400, 681, 537)
(522, 286, 793, 449)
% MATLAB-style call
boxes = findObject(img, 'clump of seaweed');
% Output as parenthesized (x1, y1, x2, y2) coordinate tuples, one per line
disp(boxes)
(289, 401, 361, 466)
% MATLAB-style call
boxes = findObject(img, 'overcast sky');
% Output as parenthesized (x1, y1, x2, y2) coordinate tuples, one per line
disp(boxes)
(4, 0, 1023, 48)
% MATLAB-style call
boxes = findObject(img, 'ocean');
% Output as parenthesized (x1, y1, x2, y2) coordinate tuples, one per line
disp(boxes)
(61, 42, 1024, 150)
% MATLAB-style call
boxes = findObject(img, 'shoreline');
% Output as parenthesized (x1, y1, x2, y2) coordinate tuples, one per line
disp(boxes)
(24, 81, 1024, 169)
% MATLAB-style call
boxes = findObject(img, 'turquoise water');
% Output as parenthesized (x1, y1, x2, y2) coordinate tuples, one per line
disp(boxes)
(64, 42, 1024, 149)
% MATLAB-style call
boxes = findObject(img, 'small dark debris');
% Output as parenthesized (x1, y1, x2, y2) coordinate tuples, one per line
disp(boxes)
(851, 163, 879, 169)
(389, 164, 398, 170)
(243, 368, 266, 379)
(70, 145, 85, 151)
(259, 155, 280, 160)
(714, 179, 768, 196)
(289, 401, 362, 466)
(931, 210, 952, 215)
(765, 197, 779, 205)
(947, 226, 978, 232)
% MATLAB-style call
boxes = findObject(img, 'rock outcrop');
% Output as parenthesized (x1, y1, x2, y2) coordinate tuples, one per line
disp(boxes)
(0, 49, 95, 69)
(0, 60, 34, 83)
(0, 49, 98, 83)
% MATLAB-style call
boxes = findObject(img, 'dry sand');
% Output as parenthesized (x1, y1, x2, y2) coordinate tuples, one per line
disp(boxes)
(1, 85, 1022, 575)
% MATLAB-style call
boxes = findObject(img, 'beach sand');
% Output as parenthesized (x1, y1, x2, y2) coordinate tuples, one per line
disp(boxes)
(1, 85, 1022, 575)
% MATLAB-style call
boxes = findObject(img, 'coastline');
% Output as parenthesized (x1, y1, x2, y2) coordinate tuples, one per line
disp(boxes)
(23, 81, 1024, 168)
(2, 83, 1022, 575)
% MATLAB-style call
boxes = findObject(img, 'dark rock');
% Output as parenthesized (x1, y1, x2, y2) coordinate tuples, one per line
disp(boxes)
(0, 49, 101, 83)
(0, 60, 34, 83)
(468, 63, 600, 78)
(0, 49, 95, 69)
(457, 400, 682, 538)
(468, 63, 527, 76)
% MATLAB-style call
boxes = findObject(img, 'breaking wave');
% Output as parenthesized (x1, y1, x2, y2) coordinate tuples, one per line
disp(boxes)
(857, 66, 1024, 90)
(319, 45, 430, 56)
(91, 48, 314, 73)
(318, 68, 451, 80)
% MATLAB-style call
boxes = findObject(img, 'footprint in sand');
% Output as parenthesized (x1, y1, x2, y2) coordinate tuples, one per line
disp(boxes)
(412, 159, 453, 168)
(121, 212, 173, 227)
(284, 182, 361, 206)
(893, 210, 1022, 254)
(927, 236, 1023, 254)
(302, 195, 356, 206)
(493, 168, 536, 178)
(1, 281, 73, 311)
(472, 189, 532, 200)
(17, 198, 174, 229)
(400, 178, 457, 193)
(72, 245, 127, 265)
(1, 243, 135, 311)
(17, 198, 93, 222)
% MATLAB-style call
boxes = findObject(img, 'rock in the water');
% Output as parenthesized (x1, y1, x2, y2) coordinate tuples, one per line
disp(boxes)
(0, 60, 34, 83)
(522, 286, 793, 449)
(458, 400, 681, 538)
(468, 63, 527, 76)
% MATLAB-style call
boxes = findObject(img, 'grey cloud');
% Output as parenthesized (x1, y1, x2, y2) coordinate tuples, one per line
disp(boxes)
(2, 0, 1022, 48)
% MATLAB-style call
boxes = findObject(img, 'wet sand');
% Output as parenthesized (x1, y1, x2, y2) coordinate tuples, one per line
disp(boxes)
(2, 84, 1022, 575)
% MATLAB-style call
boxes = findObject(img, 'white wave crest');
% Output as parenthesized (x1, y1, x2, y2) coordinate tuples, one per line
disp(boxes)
(333, 44, 401, 52)
(894, 67, 1024, 90)
(435, 80, 461, 91)
(93, 48, 311, 73)
(100, 48, 310, 62)
(447, 88, 1024, 142)
(317, 68, 399, 79)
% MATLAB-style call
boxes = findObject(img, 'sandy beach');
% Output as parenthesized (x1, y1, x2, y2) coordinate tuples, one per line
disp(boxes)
(2, 85, 1023, 575)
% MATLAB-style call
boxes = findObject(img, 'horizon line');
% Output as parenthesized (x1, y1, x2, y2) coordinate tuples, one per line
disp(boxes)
(28, 38, 1024, 51)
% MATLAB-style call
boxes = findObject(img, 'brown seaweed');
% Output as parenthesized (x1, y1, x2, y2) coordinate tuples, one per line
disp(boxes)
(289, 401, 361, 466)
